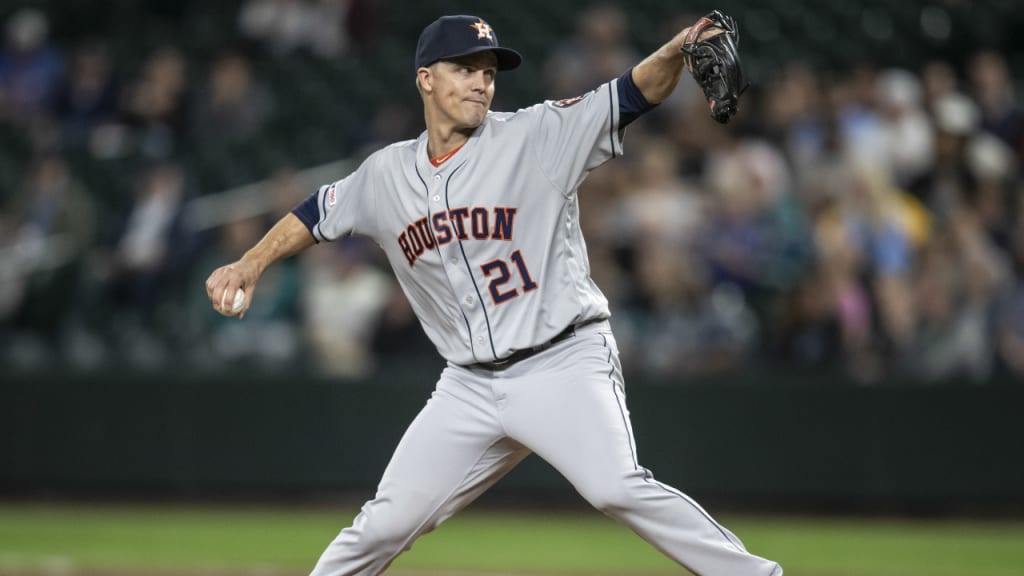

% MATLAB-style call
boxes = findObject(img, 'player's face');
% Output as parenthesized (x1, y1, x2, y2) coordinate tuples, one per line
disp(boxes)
(430, 52, 498, 129)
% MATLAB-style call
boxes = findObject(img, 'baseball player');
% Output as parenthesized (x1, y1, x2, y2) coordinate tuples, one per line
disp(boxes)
(205, 13, 779, 576)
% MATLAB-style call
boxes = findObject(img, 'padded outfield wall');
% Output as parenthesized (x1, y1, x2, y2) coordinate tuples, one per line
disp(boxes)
(2, 369, 1022, 513)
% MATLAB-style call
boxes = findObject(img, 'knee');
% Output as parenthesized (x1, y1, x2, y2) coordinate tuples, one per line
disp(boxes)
(579, 478, 637, 516)
(353, 500, 433, 555)
(358, 514, 416, 554)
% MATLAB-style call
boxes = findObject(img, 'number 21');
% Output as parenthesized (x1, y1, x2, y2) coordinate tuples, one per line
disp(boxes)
(480, 249, 538, 305)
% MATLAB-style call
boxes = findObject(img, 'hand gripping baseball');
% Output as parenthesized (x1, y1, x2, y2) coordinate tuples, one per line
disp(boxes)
(205, 261, 258, 318)
(682, 10, 747, 124)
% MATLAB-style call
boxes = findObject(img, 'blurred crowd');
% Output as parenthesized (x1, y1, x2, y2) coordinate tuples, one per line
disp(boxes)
(1, 4, 1023, 384)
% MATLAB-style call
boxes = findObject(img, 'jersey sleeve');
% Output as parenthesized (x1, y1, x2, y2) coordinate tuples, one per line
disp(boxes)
(531, 78, 624, 193)
(294, 155, 378, 242)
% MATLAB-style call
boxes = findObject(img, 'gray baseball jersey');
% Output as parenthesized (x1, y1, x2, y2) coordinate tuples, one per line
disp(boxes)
(306, 80, 620, 365)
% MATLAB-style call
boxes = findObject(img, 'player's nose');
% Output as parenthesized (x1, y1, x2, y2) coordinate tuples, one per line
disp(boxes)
(470, 70, 490, 91)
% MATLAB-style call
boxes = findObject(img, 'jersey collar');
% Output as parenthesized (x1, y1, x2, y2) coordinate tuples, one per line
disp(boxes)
(417, 118, 486, 176)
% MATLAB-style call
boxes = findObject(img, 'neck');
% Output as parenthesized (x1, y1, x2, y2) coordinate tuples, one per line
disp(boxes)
(424, 106, 475, 159)
(427, 124, 473, 159)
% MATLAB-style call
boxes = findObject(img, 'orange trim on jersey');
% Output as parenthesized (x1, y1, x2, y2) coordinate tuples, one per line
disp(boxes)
(429, 143, 465, 167)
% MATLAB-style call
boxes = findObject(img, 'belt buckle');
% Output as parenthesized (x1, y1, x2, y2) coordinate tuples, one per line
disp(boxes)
(489, 357, 512, 368)
(482, 346, 533, 370)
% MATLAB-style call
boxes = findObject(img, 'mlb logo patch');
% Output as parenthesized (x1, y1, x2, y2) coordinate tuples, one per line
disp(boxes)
(551, 91, 591, 108)
(327, 184, 337, 207)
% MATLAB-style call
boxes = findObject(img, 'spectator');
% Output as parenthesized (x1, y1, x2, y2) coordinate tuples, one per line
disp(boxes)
(192, 51, 273, 143)
(874, 68, 934, 188)
(353, 101, 416, 162)
(0, 8, 62, 125)
(811, 201, 878, 382)
(780, 66, 886, 178)
(920, 60, 957, 117)
(838, 65, 886, 167)
(765, 63, 824, 165)
(832, 160, 928, 359)
(968, 50, 1024, 161)
(51, 40, 120, 150)
(964, 133, 1017, 248)
(996, 206, 1024, 376)
(0, 154, 94, 365)
(911, 92, 978, 218)
(907, 206, 1006, 382)
(543, 3, 639, 98)
(105, 162, 190, 323)
(239, 0, 352, 59)
(613, 136, 703, 247)
(122, 46, 189, 159)
(301, 237, 391, 377)
(996, 284, 1024, 377)
(369, 282, 437, 367)
(662, 87, 729, 177)
(702, 134, 809, 295)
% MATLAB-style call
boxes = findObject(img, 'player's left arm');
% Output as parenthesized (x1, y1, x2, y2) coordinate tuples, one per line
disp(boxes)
(614, 24, 725, 128)
(630, 27, 694, 105)
(632, 21, 733, 105)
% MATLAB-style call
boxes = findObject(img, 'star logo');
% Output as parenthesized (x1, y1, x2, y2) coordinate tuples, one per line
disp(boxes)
(470, 19, 494, 41)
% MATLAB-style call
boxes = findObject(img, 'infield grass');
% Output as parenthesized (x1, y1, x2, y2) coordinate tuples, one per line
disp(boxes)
(0, 503, 1022, 575)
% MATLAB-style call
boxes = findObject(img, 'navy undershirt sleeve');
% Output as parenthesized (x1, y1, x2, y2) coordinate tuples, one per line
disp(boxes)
(291, 191, 320, 241)
(617, 67, 657, 127)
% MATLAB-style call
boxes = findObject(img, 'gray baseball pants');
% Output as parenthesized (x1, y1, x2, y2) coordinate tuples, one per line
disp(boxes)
(309, 321, 782, 576)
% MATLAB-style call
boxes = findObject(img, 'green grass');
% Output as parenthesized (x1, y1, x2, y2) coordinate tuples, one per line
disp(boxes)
(1, 503, 1023, 575)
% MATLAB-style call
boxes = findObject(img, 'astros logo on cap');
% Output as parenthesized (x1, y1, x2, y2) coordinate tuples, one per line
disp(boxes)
(471, 18, 494, 41)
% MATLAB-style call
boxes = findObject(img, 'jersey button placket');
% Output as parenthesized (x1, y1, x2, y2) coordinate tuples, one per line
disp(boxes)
(430, 163, 483, 360)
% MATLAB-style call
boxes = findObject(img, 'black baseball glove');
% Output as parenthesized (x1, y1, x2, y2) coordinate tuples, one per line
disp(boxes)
(682, 10, 747, 124)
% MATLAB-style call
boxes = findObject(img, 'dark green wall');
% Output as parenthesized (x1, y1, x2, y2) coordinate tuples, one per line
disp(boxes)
(3, 370, 1022, 511)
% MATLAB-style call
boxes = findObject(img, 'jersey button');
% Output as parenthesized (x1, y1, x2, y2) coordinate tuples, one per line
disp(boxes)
(477, 336, 485, 344)
(464, 295, 475, 305)
(433, 195, 440, 202)
(433, 174, 442, 181)
(450, 257, 459, 264)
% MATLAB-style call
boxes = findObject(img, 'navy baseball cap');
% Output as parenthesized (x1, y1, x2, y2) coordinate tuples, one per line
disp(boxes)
(415, 15, 522, 71)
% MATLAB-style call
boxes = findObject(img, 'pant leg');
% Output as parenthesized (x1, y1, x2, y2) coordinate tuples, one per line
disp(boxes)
(310, 366, 530, 576)
(500, 324, 782, 576)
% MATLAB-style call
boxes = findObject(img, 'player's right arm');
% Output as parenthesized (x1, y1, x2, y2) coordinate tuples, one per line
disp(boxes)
(205, 212, 314, 318)
(206, 150, 382, 318)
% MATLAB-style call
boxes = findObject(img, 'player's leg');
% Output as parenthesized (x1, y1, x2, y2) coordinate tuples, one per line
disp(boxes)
(310, 366, 530, 576)
(501, 322, 782, 576)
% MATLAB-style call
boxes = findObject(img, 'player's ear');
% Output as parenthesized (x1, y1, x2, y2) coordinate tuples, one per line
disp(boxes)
(416, 67, 433, 94)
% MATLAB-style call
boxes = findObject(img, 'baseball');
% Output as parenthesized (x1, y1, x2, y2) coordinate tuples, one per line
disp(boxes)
(220, 288, 246, 316)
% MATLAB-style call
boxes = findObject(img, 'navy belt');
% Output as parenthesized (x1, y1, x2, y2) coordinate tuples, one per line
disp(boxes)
(469, 318, 603, 371)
